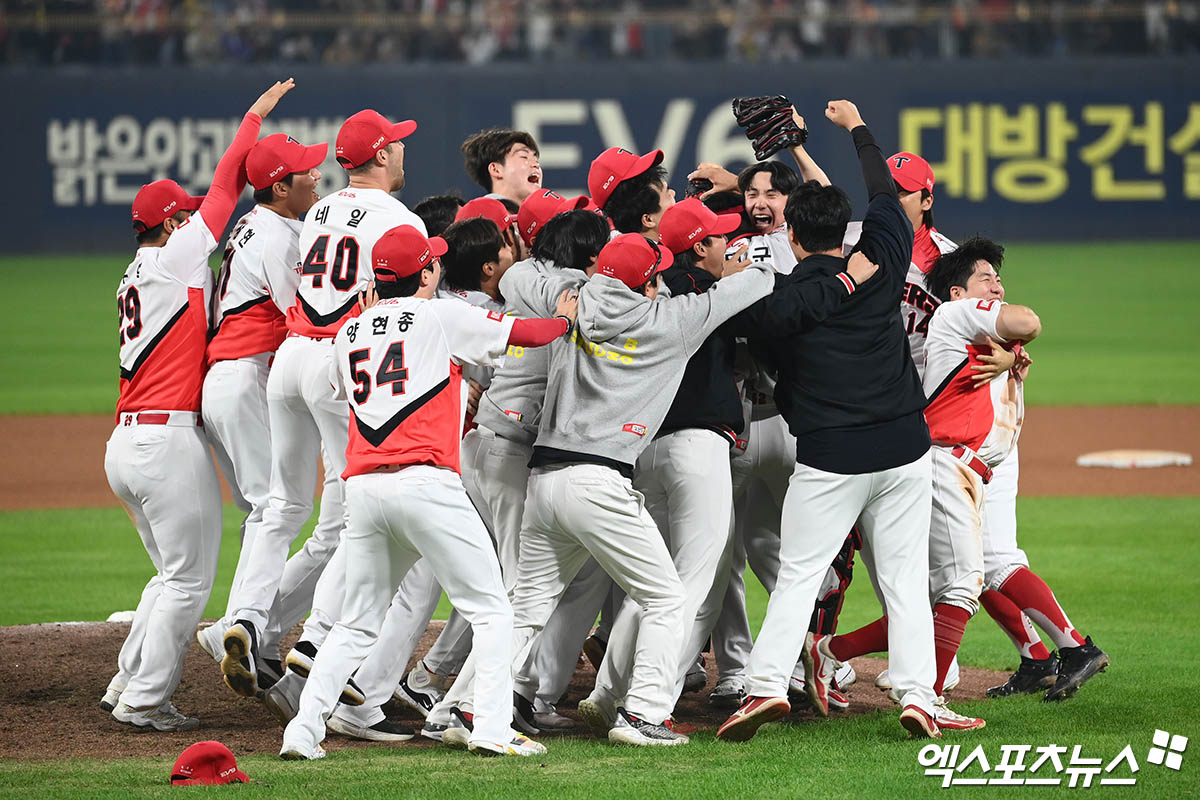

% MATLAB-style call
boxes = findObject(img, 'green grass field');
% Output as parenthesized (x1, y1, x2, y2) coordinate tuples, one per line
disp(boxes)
(0, 496, 1197, 797)
(1, 241, 1199, 413)
(0, 243, 1197, 797)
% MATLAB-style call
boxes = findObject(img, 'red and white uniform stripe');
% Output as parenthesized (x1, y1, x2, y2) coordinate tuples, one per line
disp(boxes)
(207, 206, 303, 365)
(922, 297, 1025, 466)
(115, 212, 216, 417)
(333, 297, 514, 478)
(287, 188, 427, 339)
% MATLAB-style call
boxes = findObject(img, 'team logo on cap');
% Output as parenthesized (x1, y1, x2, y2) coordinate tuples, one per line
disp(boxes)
(418, 247, 431, 265)
(687, 225, 704, 242)
(892, 156, 911, 169)
(371, 135, 386, 149)
(161, 200, 178, 213)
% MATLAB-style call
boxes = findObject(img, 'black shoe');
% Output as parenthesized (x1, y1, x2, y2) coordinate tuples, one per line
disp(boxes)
(451, 706, 475, 732)
(987, 654, 1060, 698)
(257, 658, 284, 692)
(1045, 637, 1109, 702)
(608, 707, 689, 746)
(513, 692, 541, 736)
(327, 714, 415, 742)
(221, 620, 260, 698)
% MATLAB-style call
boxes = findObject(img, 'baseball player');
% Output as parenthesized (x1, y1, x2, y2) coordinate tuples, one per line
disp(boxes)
(279, 224, 575, 760)
(221, 109, 427, 700)
(413, 194, 466, 237)
(585, 197, 744, 715)
(716, 100, 940, 743)
(461, 128, 542, 205)
(101, 79, 294, 731)
(196, 132, 331, 684)
(591, 147, 675, 238)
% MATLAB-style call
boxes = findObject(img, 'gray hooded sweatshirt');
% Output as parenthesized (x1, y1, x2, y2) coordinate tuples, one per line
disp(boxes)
(474, 258, 588, 445)
(530, 263, 777, 471)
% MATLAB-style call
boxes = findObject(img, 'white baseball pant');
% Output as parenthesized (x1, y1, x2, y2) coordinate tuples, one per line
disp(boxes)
(712, 414, 793, 680)
(929, 446, 987, 615)
(103, 415, 223, 710)
(432, 464, 686, 726)
(285, 467, 516, 750)
(228, 336, 348, 634)
(745, 451, 937, 715)
(981, 446, 1027, 590)
(591, 429, 733, 706)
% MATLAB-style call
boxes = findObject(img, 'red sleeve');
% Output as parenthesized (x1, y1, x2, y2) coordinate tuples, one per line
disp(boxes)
(508, 317, 569, 347)
(200, 112, 263, 239)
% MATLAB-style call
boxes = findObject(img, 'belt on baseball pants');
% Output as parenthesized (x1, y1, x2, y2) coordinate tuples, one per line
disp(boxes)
(947, 444, 993, 484)
(119, 411, 202, 427)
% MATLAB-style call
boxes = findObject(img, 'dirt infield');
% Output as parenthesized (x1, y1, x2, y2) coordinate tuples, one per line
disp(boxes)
(1, 406, 1195, 510)
(0, 620, 1010, 761)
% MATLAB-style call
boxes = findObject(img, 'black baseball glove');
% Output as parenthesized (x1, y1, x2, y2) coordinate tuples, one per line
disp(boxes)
(732, 95, 808, 161)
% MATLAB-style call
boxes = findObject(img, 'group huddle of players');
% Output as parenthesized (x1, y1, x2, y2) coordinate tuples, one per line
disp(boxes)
(100, 78, 1109, 759)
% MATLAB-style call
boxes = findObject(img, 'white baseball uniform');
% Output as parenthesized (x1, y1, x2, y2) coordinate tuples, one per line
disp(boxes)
(284, 296, 519, 752)
(227, 188, 426, 637)
(923, 298, 1025, 616)
(104, 211, 223, 711)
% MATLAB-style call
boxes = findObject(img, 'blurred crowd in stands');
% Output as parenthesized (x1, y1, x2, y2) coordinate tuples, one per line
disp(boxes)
(3, 0, 1197, 66)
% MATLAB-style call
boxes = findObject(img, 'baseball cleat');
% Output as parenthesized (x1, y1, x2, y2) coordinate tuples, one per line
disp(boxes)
(716, 696, 790, 742)
(836, 660, 857, 689)
(442, 709, 474, 750)
(875, 669, 893, 692)
(284, 640, 317, 677)
(112, 702, 200, 732)
(99, 687, 122, 713)
(683, 656, 707, 694)
(709, 676, 746, 710)
(582, 635, 607, 672)
(196, 622, 225, 663)
(221, 620, 260, 699)
(469, 734, 547, 757)
(262, 672, 303, 727)
(987, 654, 1060, 698)
(1045, 637, 1109, 702)
(533, 705, 576, 731)
(393, 661, 445, 718)
(258, 658, 284, 693)
(827, 686, 850, 711)
(609, 707, 689, 747)
(933, 697, 986, 731)
(420, 720, 448, 743)
(512, 691, 541, 737)
(279, 741, 326, 761)
(327, 714, 415, 742)
(283, 640, 365, 706)
(801, 632, 843, 718)
(899, 704, 942, 739)
(577, 696, 618, 740)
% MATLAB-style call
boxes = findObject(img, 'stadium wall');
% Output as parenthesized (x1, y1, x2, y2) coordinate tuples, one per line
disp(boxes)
(2, 57, 1196, 252)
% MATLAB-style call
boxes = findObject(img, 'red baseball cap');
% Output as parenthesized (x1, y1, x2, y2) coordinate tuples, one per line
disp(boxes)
(455, 197, 517, 234)
(516, 189, 590, 246)
(588, 147, 664, 209)
(372, 225, 448, 281)
(888, 152, 935, 194)
(170, 741, 248, 786)
(131, 179, 203, 231)
(246, 133, 328, 190)
(658, 197, 741, 255)
(595, 233, 674, 290)
(336, 110, 417, 169)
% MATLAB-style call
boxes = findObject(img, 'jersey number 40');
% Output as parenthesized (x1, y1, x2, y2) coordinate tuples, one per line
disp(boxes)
(303, 235, 360, 291)
(348, 343, 408, 403)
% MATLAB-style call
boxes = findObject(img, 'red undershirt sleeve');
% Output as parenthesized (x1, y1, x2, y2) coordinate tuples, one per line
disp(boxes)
(507, 317, 570, 347)
(200, 112, 263, 239)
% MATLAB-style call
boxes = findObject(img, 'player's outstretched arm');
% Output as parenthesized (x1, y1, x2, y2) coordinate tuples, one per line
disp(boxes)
(788, 109, 831, 187)
(199, 78, 297, 240)
(996, 304, 1042, 342)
